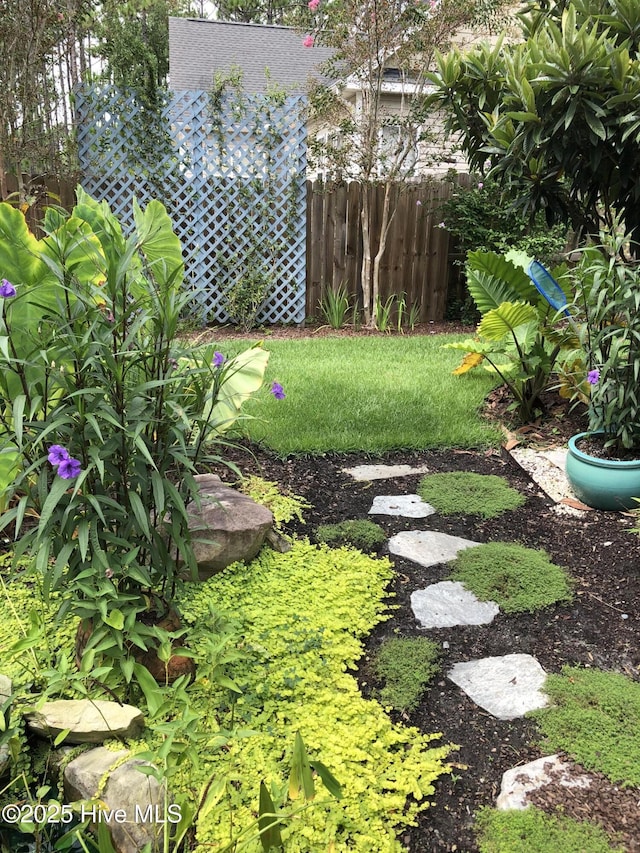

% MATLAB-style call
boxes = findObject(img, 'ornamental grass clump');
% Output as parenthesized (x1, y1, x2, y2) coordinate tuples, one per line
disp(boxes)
(530, 667, 640, 787)
(0, 189, 277, 686)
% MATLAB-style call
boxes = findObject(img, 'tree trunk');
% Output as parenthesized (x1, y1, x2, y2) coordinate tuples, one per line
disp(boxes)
(372, 181, 394, 318)
(361, 185, 373, 327)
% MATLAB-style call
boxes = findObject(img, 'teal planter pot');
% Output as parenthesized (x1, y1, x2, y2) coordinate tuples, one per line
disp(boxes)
(565, 432, 640, 511)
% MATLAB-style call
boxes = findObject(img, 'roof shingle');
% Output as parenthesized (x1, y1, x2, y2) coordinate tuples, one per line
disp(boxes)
(169, 17, 334, 94)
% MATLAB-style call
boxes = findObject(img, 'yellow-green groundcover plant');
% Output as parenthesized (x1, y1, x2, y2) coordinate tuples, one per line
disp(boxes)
(0, 541, 453, 851)
(173, 541, 453, 851)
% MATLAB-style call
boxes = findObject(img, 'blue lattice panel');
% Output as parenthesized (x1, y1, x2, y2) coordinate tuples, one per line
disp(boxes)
(75, 85, 307, 325)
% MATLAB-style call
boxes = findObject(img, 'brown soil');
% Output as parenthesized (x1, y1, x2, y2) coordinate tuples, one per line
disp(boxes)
(180, 319, 474, 342)
(204, 324, 640, 852)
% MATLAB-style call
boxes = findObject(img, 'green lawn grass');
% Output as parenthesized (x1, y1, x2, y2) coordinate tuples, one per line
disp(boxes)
(224, 334, 501, 455)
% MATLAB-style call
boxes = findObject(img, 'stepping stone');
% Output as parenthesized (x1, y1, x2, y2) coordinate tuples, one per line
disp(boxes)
(496, 754, 592, 810)
(369, 494, 435, 518)
(25, 699, 145, 744)
(342, 463, 430, 481)
(447, 654, 548, 720)
(411, 581, 499, 628)
(388, 530, 479, 568)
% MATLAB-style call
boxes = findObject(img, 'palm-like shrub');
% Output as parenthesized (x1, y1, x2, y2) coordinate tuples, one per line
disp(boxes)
(444, 250, 575, 421)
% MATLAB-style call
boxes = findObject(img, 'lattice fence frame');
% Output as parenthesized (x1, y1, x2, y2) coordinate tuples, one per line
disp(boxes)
(75, 84, 307, 325)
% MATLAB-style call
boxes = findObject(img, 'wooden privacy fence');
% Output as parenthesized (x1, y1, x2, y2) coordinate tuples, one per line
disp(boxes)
(306, 179, 460, 323)
(0, 172, 466, 324)
(0, 174, 77, 236)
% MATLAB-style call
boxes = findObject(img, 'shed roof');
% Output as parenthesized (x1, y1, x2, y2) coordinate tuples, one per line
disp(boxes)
(169, 17, 334, 94)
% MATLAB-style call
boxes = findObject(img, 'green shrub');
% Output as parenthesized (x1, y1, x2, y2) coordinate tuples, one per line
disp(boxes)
(417, 472, 525, 518)
(530, 667, 640, 787)
(448, 542, 573, 613)
(315, 519, 387, 551)
(441, 177, 568, 265)
(375, 637, 441, 712)
(475, 806, 623, 853)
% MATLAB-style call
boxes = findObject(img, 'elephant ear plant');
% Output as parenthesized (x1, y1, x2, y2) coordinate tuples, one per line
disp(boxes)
(444, 250, 575, 422)
(0, 189, 271, 688)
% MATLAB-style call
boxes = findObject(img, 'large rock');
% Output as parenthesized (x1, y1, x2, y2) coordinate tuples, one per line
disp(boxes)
(186, 474, 274, 578)
(0, 675, 12, 777)
(25, 699, 144, 744)
(64, 747, 170, 853)
(0, 674, 11, 704)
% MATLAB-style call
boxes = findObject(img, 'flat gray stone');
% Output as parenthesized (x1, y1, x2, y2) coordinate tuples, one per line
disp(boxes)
(26, 699, 144, 744)
(342, 463, 430, 481)
(388, 530, 480, 568)
(497, 754, 592, 810)
(411, 581, 499, 628)
(368, 494, 435, 518)
(448, 654, 548, 720)
(65, 747, 166, 853)
(0, 745, 9, 778)
(0, 675, 11, 704)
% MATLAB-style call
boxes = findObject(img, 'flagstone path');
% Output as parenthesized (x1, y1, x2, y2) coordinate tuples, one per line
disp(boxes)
(343, 457, 586, 813)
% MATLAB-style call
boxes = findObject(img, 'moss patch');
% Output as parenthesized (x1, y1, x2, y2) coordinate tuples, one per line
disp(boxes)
(374, 637, 441, 712)
(417, 472, 525, 518)
(448, 542, 573, 613)
(315, 519, 387, 551)
(530, 666, 640, 787)
(475, 806, 624, 852)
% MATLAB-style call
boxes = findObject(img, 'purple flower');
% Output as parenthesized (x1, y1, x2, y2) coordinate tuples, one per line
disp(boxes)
(477, 182, 484, 189)
(437, 221, 446, 229)
(270, 381, 286, 400)
(212, 351, 225, 368)
(105, 568, 114, 579)
(57, 456, 82, 480)
(0, 279, 16, 298)
(48, 445, 70, 466)
(587, 369, 600, 385)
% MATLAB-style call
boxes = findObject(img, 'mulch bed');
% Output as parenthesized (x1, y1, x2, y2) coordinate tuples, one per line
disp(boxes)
(203, 324, 640, 852)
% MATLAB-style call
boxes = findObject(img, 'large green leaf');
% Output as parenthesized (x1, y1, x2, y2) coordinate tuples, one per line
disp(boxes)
(133, 198, 184, 292)
(478, 301, 539, 341)
(205, 344, 270, 434)
(288, 731, 315, 802)
(466, 251, 539, 313)
(0, 203, 49, 288)
(258, 782, 284, 851)
(0, 447, 20, 513)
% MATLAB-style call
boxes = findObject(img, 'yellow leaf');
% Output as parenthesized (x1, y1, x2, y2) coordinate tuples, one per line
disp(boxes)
(452, 352, 484, 375)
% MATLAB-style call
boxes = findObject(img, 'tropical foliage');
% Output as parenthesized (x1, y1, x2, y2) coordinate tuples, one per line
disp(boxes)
(0, 189, 270, 684)
(443, 250, 574, 421)
(428, 0, 640, 248)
